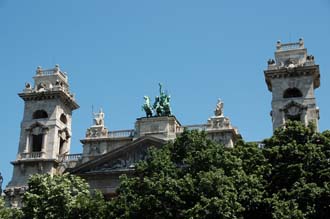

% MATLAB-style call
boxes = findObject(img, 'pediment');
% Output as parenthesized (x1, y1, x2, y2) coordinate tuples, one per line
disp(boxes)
(28, 121, 47, 129)
(70, 136, 166, 175)
(281, 101, 307, 112)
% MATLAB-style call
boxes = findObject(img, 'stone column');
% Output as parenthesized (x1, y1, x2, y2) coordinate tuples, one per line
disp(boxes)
(24, 132, 30, 153)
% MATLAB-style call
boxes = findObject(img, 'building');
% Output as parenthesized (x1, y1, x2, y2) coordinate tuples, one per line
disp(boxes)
(265, 39, 320, 130)
(4, 39, 321, 206)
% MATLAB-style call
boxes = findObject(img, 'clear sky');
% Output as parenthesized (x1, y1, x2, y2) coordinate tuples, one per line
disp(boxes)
(0, 0, 329, 187)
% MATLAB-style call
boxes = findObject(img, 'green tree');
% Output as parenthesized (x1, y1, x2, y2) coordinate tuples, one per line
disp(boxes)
(108, 130, 261, 218)
(262, 121, 330, 219)
(3, 121, 328, 219)
(0, 196, 23, 219)
(22, 173, 106, 219)
(108, 122, 330, 219)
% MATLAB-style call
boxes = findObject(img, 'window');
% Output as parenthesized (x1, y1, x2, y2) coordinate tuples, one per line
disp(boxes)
(60, 114, 67, 124)
(286, 114, 301, 122)
(283, 88, 303, 98)
(32, 134, 43, 152)
(33, 110, 48, 119)
(59, 138, 65, 154)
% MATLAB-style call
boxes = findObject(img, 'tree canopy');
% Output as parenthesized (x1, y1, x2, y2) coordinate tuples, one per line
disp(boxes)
(109, 121, 330, 219)
(1, 121, 330, 219)
(22, 173, 106, 219)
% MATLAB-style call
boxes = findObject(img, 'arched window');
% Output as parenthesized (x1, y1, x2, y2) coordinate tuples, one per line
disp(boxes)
(60, 114, 67, 124)
(60, 113, 68, 124)
(283, 88, 303, 98)
(33, 110, 48, 119)
(59, 138, 65, 155)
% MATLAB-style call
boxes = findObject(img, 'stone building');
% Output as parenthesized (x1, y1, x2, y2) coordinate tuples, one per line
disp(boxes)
(4, 39, 321, 205)
(265, 38, 320, 131)
(4, 65, 79, 207)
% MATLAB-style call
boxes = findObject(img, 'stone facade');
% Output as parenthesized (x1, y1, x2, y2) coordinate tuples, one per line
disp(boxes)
(69, 101, 240, 197)
(5, 40, 322, 205)
(265, 39, 320, 131)
(5, 64, 241, 205)
(5, 65, 79, 207)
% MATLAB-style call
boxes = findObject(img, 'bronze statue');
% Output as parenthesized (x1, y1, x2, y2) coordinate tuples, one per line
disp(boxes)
(142, 83, 172, 117)
(142, 96, 153, 117)
(163, 95, 172, 116)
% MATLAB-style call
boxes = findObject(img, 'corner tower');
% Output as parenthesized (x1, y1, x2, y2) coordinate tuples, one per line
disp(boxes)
(5, 65, 79, 207)
(265, 39, 320, 131)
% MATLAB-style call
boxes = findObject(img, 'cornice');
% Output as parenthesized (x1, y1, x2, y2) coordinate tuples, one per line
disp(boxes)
(18, 90, 79, 110)
(264, 65, 320, 91)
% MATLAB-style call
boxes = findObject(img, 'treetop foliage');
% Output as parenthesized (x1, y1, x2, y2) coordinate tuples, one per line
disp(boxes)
(1, 121, 330, 219)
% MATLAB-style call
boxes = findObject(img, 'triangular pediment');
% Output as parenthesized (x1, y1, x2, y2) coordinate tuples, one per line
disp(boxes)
(69, 136, 166, 175)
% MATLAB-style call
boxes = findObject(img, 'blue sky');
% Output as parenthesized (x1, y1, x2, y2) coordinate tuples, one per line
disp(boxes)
(0, 0, 329, 187)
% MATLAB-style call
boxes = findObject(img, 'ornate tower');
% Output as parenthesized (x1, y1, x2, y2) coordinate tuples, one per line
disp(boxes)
(5, 65, 79, 207)
(265, 39, 320, 131)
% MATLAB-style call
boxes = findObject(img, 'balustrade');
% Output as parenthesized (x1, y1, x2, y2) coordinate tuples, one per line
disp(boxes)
(58, 153, 82, 162)
(277, 42, 303, 51)
(21, 152, 44, 159)
(179, 124, 209, 132)
(108, 129, 134, 138)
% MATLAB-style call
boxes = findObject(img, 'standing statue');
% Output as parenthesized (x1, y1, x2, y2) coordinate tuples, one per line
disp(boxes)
(0, 172, 3, 195)
(93, 109, 105, 126)
(142, 96, 153, 117)
(214, 99, 224, 117)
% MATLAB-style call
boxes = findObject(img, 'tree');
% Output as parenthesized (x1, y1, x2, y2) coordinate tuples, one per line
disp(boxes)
(262, 121, 330, 219)
(22, 173, 106, 219)
(109, 122, 330, 219)
(0, 196, 23, 219)
(3, 121, 329, 219)
(108, 130, 261, 218)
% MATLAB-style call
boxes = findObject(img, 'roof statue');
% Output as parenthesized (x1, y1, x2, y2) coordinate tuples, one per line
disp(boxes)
(93, 108, 105, 126)
(142, 83, 172, 117)
(142, 96, 153, 117)
(214, 99, 224, 117)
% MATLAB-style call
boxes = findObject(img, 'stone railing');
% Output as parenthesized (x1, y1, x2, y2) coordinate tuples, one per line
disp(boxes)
(35, 65, 68, 79)
(108, 129, 135, 138)
(58, 153, 82, 162)
(178, 123, 238, 133)
(276, 39, 304, 51)
(21, 152, 44, 159)
(40, 69, 56, 76)
(179, 124, 209, 132)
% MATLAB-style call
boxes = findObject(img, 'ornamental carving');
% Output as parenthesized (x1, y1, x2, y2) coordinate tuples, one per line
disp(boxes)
(85, 126, 109, 138)
(208, 117, 231, 129)
(89, 146, 147, 173)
